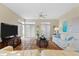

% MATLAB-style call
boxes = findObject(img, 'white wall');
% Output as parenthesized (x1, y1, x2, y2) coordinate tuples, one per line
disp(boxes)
(0, 4, 23, 25)
(57, 7, 79, 50)
(0, 4, 23, 40)
(58, 7, 79, 33)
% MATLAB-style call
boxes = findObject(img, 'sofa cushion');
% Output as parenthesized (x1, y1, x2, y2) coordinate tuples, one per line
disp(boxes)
(0, 49, 40, 56)
(41, 50, 79, 56)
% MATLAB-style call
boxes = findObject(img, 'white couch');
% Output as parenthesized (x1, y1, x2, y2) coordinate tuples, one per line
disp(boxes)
(41, 50, 79, 56)
(52, 32, 79, 51)
(0, 46, 79, 56)
(0, 46, 40, 56)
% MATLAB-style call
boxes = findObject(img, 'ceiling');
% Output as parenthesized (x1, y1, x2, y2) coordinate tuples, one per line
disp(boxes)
(3, 3, 79, 19)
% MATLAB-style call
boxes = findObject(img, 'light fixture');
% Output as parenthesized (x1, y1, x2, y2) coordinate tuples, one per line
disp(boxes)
(54, 27, 59, 31)
(54, 26, 59, 33)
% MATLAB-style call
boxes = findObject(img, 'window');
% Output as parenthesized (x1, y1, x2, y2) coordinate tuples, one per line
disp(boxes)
(24, 22, 36, 40)
(41, 22, 50, 39)
(24, 24, 35, 38)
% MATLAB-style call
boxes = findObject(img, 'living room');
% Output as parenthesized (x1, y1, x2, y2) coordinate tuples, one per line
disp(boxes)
(0, 3, 79, 56)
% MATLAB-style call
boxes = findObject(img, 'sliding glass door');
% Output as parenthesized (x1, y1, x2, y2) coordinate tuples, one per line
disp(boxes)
(41, 22, 50, 39)
(22, 22, 36, 49)
(24, 24, 35, 40)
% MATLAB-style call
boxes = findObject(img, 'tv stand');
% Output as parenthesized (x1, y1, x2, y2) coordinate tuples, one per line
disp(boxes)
(1, 36, 21, 49)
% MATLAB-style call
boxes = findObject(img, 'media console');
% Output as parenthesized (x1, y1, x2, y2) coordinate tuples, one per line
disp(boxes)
(0, 36, 21, 49)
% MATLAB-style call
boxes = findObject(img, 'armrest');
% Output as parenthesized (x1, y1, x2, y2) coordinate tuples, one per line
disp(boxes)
(1, 46, 13, 51)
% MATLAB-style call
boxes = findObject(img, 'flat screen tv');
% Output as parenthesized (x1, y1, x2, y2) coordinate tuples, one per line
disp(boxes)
(1, 23, 18, 39)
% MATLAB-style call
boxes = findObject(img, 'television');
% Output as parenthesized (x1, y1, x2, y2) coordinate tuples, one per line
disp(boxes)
(1, 23, 18, 39)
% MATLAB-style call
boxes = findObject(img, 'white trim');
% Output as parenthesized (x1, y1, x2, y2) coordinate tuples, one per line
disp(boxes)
(25, 22, 35, 24)
(41, 22, 50, 24)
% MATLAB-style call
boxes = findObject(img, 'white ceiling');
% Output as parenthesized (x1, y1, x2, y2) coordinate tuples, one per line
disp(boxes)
(3, 3, 79, 19)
